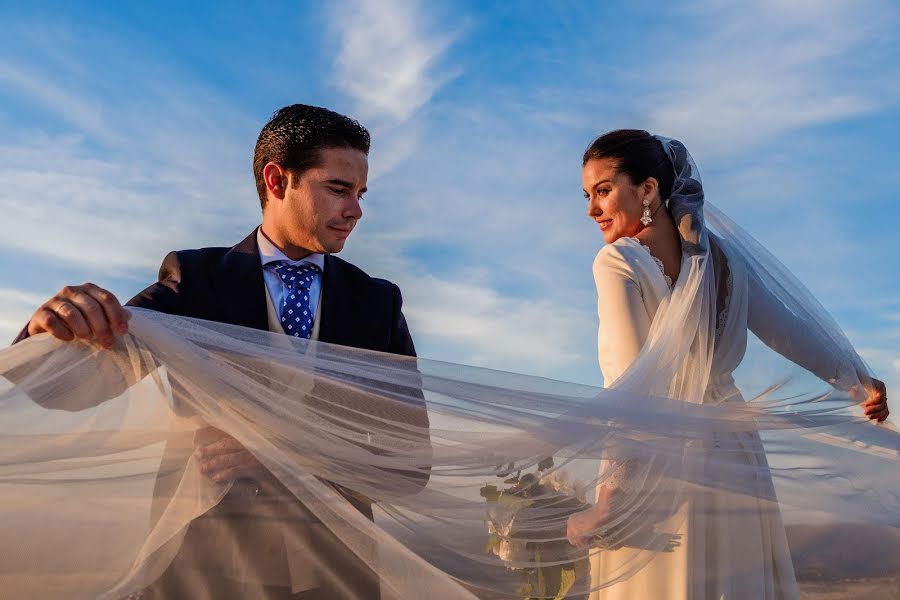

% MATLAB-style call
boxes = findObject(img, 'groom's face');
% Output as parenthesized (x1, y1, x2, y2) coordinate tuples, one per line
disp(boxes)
(280, 147, 368, 255)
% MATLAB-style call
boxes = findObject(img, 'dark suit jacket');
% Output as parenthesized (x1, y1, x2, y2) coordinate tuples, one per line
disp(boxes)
(127, 228, 416, 356)
(133, 227, 429, 492)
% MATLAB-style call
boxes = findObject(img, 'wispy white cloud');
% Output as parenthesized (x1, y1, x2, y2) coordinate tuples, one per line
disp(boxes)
(328, 0, 463, 179)
(339, 236, 595, 377)
(404, 274, 591, 374)
(330, 0, 459, 126)
(645, 0, 894, 157)
(0, 19, 266, 347)
(0, 288, 46, 342)
(0, 288, 47, 308)
(323, 0, 601, 374)
(0, 136, 187, 271)
(0, 22, 261, 274)
(0, 58, 119, 145)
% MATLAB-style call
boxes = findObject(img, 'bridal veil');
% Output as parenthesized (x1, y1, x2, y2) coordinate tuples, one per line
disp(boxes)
(0, 138, 897, 599)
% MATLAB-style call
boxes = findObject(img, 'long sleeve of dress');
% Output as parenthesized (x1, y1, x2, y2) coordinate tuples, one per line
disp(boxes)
(594, 245, 654, 387)
(592, 244, 655, 493)
(746, 267, 859, 390)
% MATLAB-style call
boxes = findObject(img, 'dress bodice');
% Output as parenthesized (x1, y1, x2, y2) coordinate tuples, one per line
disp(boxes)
(594, 236, 750, 396)
(593, 233, 851, 398)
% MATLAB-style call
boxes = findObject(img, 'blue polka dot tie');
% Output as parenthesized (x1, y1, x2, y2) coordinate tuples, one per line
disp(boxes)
(272, 262, 321, 339)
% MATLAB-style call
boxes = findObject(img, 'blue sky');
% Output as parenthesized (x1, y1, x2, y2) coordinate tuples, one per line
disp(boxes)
(0, 0, 898, 407)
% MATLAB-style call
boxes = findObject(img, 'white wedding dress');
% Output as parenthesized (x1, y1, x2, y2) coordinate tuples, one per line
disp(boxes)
(589, 236, 808, 599)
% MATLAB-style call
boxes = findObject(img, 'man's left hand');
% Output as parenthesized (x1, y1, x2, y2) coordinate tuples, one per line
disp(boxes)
(195, 427, 273, 484)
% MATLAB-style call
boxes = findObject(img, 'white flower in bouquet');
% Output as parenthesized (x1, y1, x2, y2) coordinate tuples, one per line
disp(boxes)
(537, 468, 579, 497)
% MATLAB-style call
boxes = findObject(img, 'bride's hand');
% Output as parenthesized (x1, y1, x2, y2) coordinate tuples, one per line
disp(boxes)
(567, 490, 614, 549)
(853, 376, 889, 423)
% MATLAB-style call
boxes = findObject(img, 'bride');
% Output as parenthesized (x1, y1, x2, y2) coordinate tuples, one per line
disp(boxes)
(566, 130, 889, 599)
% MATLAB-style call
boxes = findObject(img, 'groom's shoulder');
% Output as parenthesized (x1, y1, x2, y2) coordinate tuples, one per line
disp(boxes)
(155, 245, 233, 278)
(327, 255, 401, 295)
(172, 245, 232, 267)
(163, 229, 260, 276)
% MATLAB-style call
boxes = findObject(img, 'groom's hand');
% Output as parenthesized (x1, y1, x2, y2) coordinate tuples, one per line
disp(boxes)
(26, 283, 130, 349)
(195, 427, 275, 485)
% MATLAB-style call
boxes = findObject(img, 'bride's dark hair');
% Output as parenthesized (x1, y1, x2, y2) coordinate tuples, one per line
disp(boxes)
(582, 129, 675, 201)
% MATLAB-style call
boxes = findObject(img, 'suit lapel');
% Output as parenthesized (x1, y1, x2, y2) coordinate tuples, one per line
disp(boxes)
(212, 229, 269, 331)
(318, 254, 340, 344)
(318, 254, 357, 345)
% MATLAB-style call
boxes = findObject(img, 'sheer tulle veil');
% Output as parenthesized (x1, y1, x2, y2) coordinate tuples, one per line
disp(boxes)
(0, 136, 897, 599)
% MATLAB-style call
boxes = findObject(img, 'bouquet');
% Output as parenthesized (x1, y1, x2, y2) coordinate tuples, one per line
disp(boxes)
(481, 457, 591, 600)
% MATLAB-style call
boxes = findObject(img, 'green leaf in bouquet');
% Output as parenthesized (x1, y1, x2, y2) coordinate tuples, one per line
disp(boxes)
(480, 484, 500, 501)
(484, 532, 502, 554)
(553, 567, 577, 600)
(536, 568, 546, 598)
(537, 456, 554, 471)
(535, 548, 546, 597)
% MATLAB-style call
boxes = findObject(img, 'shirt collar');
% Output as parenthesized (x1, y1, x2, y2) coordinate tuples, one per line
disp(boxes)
(256, 227, 326, 272)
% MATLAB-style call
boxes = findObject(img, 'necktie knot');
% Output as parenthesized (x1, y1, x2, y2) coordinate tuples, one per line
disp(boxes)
(272, 262, 321, 291)
(271, 262, 321, 339)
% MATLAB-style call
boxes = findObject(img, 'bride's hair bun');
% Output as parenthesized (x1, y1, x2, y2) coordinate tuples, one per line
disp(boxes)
(582, 129, 675, 200)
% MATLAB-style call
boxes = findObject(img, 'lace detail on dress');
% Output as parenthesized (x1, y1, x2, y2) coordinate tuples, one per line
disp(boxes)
(630, 238, 673, 288)
(604, 459, 640, 494)
(602, 456, 655, 495)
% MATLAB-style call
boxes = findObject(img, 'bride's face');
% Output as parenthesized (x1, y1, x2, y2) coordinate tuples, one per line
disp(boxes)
(583, 158, 646, 244)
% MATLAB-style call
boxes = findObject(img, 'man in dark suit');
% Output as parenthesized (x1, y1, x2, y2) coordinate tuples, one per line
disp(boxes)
(17, 104, 424, 599)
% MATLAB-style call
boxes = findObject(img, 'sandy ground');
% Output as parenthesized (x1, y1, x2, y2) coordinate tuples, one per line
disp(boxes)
(468, 578, 900, 599)
(800, 577, 900, 599)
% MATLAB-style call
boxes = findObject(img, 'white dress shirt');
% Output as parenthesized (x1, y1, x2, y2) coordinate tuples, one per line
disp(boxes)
(256, 228, 325, 331)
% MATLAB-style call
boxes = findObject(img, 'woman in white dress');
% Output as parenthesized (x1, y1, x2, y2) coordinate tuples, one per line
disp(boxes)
(565, 130, 889, 599)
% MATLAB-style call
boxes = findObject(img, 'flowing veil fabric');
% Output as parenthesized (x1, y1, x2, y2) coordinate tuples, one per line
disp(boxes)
(1, 144, 899, 598)
(0, 307, 898, 598)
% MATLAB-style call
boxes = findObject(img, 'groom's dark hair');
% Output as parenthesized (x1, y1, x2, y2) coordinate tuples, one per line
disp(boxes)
(583, 129, 675, 201)
(253, 104, 371, 209)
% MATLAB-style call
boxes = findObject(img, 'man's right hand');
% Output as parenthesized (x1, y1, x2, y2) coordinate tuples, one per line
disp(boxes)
(27, 283, 130, 349)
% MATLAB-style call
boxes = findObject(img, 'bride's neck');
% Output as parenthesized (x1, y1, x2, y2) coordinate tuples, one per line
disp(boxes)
(633, 208, 682, 279)
(634, 204, 676, 244)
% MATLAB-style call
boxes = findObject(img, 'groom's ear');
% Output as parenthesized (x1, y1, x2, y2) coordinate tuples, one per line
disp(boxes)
(262, 162, 288, 202)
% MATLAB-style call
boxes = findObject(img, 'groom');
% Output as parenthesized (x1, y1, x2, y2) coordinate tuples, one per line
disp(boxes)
(16, 104, 422, 599)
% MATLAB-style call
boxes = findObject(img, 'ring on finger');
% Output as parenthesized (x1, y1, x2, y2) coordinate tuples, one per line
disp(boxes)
(51, 300, 74, 315)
